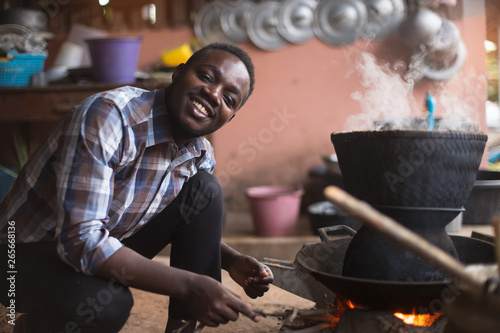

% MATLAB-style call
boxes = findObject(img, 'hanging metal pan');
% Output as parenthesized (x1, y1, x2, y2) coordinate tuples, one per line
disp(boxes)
(313, 0, 368, 46)
(194, 1, 232, 46)
(247, 1, 288, 51)
(422, 20, 467, 81)
(220, 0, 255, 44)
(277, 0, 318, 44)
(361, 0, 407, 40)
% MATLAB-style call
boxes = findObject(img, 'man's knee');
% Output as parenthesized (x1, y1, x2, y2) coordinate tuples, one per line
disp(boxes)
(70, 286, 134, 333)
(17, 286, 133, 333)
(179, 171, 223, 223)
(191, 170, 222, 198)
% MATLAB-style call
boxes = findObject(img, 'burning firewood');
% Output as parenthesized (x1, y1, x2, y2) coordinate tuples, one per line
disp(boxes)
(254, 307, 337, 331)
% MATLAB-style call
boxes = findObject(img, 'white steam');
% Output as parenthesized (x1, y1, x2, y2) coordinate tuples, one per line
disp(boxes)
(343, 52, 481, 132)
(343, 52, 419, 131)
(434, 69, 485, 132)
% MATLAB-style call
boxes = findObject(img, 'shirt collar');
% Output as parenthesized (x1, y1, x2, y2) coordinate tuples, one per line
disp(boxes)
(147, 89, 171, 147)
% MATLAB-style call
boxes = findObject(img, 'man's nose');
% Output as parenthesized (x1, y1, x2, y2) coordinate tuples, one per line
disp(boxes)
(202, 85, 221, 106)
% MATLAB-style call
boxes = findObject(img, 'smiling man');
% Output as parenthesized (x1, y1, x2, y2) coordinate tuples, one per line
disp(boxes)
(0, 43, 273, 333)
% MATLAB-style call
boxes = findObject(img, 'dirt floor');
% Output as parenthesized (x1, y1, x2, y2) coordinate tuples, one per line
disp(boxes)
(0, 256, 315, 333)
(121, 256, 316, 333)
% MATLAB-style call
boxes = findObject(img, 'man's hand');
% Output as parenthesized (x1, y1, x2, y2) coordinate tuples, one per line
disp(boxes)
(183, 274, 260, 327)
(226, 254, 274, 299)
(97, 247, 260, 328)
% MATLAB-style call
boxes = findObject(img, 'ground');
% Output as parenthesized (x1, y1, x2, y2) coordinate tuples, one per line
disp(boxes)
(120, 256, 315, 333)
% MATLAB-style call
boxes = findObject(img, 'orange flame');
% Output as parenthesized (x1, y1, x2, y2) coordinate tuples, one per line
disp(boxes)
(346, 300, 356, 309)
(332, 297, 442, 328)
(328, 297, 365, 329)
(394, 310, 442, 327)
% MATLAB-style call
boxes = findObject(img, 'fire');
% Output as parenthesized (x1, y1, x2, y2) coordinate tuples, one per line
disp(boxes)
(346, 300, 357, 309)
(393, 310, 442, 327)
(335, 297, 359, 311)
(331, 297, 442, 329)
(327, 297, 364, 329)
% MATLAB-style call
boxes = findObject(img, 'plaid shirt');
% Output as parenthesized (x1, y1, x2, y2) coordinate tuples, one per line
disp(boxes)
(0, 86, 215, 275)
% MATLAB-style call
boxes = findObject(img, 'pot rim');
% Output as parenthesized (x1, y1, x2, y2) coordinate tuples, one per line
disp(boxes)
(331, 129, 488, 141)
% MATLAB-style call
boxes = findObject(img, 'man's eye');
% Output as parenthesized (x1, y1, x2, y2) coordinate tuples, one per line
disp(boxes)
(199, 72, 212, 82)
(224, 95, 235, 107)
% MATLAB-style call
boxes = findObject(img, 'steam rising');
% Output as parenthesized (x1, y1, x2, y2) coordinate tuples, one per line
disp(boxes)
(344, 53, 417, 131)
(343, 52, 480, 132)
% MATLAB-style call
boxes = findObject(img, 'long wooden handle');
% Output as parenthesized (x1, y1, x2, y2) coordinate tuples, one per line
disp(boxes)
(323, 186, 485, 293)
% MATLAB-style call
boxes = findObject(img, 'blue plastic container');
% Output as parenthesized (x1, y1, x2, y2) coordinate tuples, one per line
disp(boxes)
(0, 51, 47, 87)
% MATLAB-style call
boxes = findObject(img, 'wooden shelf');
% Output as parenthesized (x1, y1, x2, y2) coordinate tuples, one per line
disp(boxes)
(0, 80, 170, 122)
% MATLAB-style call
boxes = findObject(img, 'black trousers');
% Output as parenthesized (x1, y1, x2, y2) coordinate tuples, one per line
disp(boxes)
(0, 170, 224, 332)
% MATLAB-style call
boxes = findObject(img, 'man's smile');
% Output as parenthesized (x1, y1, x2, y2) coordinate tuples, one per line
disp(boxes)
(192, 100, 214, 118)
(192, 100, 209, 118)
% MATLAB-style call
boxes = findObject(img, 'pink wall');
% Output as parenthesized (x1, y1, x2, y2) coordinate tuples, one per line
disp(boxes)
(113, 11, 489, 209)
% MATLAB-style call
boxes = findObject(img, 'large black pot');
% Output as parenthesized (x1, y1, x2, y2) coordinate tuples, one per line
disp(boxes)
(331, 130, 488, 208)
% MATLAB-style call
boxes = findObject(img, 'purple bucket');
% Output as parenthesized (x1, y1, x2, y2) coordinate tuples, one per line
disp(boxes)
(86, 37, 142, 83)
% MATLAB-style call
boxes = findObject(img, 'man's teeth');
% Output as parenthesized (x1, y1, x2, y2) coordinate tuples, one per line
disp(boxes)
(193, 101, 208, 116)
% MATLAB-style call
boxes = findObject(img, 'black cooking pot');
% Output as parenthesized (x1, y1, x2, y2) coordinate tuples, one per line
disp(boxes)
(331, 130, 487, 208)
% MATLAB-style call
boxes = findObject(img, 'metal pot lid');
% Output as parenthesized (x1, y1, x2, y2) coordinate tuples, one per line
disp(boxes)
(220, 0, 255, 44)
(247, 1, 288, 51)
(313, 0, 368, 46)
(194, 1, 232, 46)
(361, 0, 407, 40)
(398, 7, 443, 48)
(277, 0, 318, 44)
(423, 40, 467, 81)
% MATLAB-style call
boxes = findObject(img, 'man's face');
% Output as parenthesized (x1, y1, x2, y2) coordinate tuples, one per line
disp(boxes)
(166, 49, 251, 144)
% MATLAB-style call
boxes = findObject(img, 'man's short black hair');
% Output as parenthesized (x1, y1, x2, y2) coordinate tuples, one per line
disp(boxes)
(185, 43, 255, 108)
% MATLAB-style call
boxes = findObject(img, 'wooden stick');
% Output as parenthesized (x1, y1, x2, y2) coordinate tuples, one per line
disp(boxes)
(323, 186, 486, 293)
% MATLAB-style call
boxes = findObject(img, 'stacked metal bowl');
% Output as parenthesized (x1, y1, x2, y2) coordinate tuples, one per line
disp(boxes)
(194, 0, 407, 51)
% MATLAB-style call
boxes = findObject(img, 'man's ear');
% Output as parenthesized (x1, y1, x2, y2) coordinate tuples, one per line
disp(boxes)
(172, 63, 186, 82)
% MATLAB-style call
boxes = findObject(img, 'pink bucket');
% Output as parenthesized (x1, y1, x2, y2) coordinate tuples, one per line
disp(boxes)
(245, 186, 304, 237)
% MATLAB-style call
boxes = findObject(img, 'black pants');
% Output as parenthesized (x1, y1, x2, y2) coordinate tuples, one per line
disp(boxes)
(0, 170, 224, 332)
